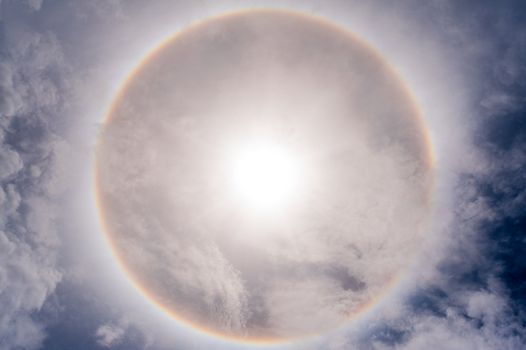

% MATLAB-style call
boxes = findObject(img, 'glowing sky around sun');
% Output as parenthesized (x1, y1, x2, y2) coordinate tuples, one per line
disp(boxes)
(227, 141, 304, 213)
(95, 10, 433, 342)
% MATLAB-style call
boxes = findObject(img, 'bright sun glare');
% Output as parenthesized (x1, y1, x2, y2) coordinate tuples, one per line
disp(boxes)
(229, 142, 302, 212)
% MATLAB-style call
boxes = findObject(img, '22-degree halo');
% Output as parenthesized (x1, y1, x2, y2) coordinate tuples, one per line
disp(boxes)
(95, 9, 433, 343)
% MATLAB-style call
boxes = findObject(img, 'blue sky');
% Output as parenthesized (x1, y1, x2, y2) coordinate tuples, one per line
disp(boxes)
(1, 1, 525, 349)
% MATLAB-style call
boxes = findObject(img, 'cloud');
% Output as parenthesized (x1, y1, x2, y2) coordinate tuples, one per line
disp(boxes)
(95, 320, 129, 347)
(0, 147, 23, 179)
(0, 1, 521, 349)
(26, 0, 43, 12)
(0, 8, 71, 350)
(300, 2, 526, 350)
(80, 1, 525, 349)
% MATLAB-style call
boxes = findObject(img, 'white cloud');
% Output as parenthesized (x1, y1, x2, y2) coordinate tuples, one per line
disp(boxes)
(95, 321, 128, 348)
(0, 147, 23, 180)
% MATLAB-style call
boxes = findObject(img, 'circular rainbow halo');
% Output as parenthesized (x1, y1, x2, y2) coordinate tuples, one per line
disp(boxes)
(95, 9, 433, 343)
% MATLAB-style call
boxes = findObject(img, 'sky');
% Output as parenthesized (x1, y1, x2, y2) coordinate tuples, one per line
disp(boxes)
(0, 1, 526, 350)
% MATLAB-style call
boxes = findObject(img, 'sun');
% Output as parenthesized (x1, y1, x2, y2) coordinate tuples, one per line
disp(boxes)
(228, 142, 302, 212)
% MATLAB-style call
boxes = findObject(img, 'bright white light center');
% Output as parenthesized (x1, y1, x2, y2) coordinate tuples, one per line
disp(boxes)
(230, 143, 301, 212)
